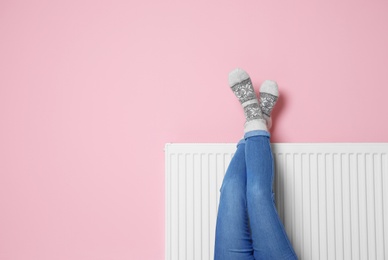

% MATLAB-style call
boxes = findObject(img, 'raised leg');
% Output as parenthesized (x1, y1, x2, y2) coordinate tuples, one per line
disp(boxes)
(214, 141, 255, 260)
(245, 133, 297, 260)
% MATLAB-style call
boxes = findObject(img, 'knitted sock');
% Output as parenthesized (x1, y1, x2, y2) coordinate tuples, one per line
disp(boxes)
(259, 80, 279, 129)
(228, 68, 267, 133)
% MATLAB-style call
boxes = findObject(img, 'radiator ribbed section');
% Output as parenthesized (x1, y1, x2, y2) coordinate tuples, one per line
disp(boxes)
(165, 143, 388, 260)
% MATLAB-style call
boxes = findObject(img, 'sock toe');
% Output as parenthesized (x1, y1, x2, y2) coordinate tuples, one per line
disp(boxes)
(260, 80, 279, 97)
(228, 68, 250, 87)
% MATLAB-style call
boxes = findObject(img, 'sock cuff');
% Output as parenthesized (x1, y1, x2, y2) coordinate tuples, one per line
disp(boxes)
(244, 119, 268, 133)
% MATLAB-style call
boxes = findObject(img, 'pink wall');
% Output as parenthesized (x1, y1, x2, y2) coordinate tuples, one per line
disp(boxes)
(1, 0, 388, 259)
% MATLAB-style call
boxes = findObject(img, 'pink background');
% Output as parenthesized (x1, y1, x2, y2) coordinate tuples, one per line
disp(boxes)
(1, 0, 388, 259)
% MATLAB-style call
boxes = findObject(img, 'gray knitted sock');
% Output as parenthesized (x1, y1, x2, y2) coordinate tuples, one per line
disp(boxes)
(228, 68, 267, 132)
(259, 80, 279, 129)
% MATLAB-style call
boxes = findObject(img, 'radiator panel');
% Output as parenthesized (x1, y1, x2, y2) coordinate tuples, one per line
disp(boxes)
(165, 143, 388, 260)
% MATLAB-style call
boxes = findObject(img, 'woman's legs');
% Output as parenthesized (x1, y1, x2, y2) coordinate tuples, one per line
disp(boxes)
(214, 140, 255, 260)
(216, 68, 298, 259)
(215, 133, 298, 260)
(245, 131, 298, 260)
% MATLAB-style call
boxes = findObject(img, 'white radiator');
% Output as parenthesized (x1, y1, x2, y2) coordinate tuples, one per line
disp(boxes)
(165, 143, 388, 260)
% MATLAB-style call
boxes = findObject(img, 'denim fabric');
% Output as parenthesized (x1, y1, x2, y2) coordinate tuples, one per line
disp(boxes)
(214, 132, 298, 260)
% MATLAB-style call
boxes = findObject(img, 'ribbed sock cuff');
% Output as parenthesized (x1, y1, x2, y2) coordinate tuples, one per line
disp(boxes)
(244, 119, 268, 133)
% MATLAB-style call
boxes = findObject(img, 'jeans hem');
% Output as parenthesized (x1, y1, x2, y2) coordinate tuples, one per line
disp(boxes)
(244, 130, 270, 139)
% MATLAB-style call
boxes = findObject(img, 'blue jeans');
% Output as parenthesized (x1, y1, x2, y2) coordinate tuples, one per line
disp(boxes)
(214, 131, 298, 260)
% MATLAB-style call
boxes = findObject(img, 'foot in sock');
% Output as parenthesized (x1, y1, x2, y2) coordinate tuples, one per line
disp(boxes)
(228, 68, 267, 133)
(259, 80, 279, 129)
